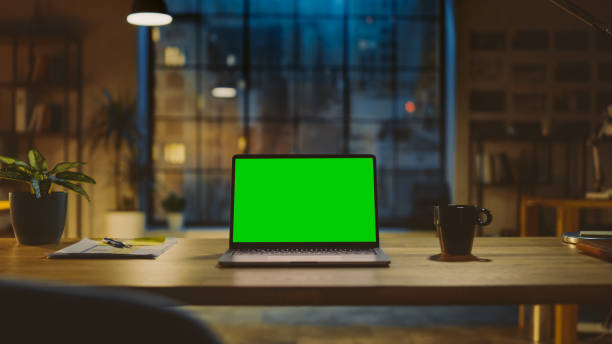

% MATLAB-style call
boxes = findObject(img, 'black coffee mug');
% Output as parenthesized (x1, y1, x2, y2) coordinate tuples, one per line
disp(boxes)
(434, 204, 492, 255)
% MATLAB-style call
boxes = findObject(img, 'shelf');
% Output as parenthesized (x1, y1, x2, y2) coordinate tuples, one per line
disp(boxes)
(470, 135, 588, 142)
(0, 131, 76, 139)
(0, 81, 80, 90)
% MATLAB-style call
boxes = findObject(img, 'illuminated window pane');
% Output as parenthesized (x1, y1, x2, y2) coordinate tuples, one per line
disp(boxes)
(249, 71, 294, 121)
(248, 123, 294, 154)
(153, 120, 197, 169)
(250, 19, 295, 67)
(350, 71, 393, 120)
(151, 0, 444, 227)
(154, 70, 196, 118)
(199, 71, 243, 120)
(348, 18, 393, 67)
(298, 0, 343, 15)
(295, 70, 343, 120)
(296, 122, 343, 154)
(348, 0, 393, 15)
(298, 19, 343, 67)
(200, 121, 244, 169)
(154, 22, 197, 67)
(201, 0, 243, 15)
(200, 18, 243, 67)
(397, 72, 439, 120)
(250, 0, 294, 14)
(398, 20, 439, 67)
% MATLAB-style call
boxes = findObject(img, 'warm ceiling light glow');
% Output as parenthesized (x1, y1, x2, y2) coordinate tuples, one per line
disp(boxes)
(212, 87, 237, 98)
(404, 101, 416, 113)
(127, 12, 173, 26)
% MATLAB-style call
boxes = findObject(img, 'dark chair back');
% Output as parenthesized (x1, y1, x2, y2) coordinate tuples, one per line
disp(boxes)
(0, 278, 220, 344)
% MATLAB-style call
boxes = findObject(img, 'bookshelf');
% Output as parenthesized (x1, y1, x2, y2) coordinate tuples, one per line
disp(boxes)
(468, 124, 589, 236)
(0, 24, 83, 235)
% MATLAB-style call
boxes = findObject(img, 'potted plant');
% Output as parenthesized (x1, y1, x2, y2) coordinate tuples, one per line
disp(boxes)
(0, 148, 95, 245)
(161, 193, 185, 231)
(90, 90, 145, 238)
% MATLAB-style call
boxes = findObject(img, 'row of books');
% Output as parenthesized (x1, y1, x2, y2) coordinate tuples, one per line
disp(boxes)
(28, 54, 68, 84)
(14, 88, 63, 134)
(27, 104, 63, 133)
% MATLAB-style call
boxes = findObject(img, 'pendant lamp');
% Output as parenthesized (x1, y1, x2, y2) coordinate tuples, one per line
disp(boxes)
(127, 0, 173, 26)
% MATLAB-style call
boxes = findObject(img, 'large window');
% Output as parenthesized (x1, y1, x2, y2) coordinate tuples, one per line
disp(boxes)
(150, 0, 444, 228)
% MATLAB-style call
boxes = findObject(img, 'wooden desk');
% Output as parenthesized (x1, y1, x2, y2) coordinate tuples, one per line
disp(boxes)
(520, 196, 612, 236)
(1, 234, 611, 344)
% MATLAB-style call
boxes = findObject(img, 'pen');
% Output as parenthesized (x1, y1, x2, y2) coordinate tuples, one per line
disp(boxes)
(103, 238, 132, 248)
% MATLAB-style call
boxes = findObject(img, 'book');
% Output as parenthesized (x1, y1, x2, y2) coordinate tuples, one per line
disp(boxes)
(576, 239, 612, 262)
(27, 104, 45, 132)
(15, 88, 27, 132)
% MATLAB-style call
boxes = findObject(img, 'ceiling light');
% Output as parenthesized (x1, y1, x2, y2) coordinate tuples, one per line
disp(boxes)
(127, 0, 173, 26)
(212, 87, 237, 99)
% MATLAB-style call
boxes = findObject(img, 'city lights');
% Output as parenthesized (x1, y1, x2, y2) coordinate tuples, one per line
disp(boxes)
(163, 142, 186, 164)
(404, 101, 416, 113)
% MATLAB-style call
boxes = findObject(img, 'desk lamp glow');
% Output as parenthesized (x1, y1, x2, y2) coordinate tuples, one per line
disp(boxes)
(127, 0, 173, 26)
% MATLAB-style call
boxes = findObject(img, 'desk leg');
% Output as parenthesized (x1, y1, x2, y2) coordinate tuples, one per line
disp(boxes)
(519, 204, 540, 328)
(555, 304, 577, 344)
(555, 207, 566, 238)
(520, 204, 539, 237)
(558, 208, 579, 236)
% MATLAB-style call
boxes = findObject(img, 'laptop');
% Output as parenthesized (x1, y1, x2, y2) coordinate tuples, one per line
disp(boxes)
(218, 154, 391, 267)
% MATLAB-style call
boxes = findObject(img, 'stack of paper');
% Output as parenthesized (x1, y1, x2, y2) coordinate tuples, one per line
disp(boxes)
(48, 237, 177, 259)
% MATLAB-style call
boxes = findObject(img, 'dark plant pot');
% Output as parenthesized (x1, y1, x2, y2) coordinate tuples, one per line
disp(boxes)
(9, 192, 67, 245)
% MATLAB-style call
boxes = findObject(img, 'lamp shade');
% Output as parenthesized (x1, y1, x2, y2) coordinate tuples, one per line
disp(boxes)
(127, 0, 173, 26)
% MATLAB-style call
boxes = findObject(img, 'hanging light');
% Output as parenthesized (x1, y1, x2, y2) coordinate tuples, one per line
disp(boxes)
(211, 87, 237, 99)
(127, 0, 173, 26)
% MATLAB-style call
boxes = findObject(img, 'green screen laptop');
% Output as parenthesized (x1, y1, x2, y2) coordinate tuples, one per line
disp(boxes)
(218, 154, 390, 267)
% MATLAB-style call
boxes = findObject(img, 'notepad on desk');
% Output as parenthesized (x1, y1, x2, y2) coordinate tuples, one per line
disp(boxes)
(48, 237, 177, 259)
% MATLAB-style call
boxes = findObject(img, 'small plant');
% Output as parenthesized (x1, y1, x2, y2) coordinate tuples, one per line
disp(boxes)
(161, 193, 185, 213)
(0, 148, 95, 201)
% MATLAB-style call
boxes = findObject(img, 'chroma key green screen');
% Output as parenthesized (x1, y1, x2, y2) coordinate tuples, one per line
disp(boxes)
(232, 156, 377, 243)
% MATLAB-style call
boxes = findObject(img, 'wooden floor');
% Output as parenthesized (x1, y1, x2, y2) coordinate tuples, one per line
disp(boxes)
(182, 306, 612, 344)
(209, 324, 529, 344)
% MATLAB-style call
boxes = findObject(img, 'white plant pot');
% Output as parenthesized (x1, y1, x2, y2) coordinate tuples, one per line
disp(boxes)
(105, 211, 145, 238)
(167, 212, 184, 232)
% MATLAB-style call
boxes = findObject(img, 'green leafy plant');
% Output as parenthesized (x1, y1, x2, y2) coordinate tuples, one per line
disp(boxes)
(0, 148, 95, 201)
(161, 193, 185, 213)
(90, 89, 142, 210)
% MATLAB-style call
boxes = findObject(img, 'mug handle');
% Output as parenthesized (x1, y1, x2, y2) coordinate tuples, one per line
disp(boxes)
(477, 208, 492, 226)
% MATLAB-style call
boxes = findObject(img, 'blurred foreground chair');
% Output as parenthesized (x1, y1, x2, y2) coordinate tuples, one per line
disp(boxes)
(0, 278, 220, 343)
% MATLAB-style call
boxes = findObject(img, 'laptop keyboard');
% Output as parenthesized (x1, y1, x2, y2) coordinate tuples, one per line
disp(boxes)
(234, 248, 376, 256)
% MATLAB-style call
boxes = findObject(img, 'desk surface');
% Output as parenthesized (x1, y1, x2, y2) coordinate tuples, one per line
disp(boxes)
(0, 234, 611, 306)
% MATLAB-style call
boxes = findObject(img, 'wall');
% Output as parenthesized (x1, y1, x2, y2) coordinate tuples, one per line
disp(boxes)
(0, 0, 138, 237)
(455, 0, 612, 235)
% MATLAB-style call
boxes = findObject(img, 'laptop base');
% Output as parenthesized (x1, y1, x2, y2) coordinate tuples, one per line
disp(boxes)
(218, 247, 390, 267)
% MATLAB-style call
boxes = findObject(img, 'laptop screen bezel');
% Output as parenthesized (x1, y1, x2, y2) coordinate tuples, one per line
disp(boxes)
(229, 154, 380, 249)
